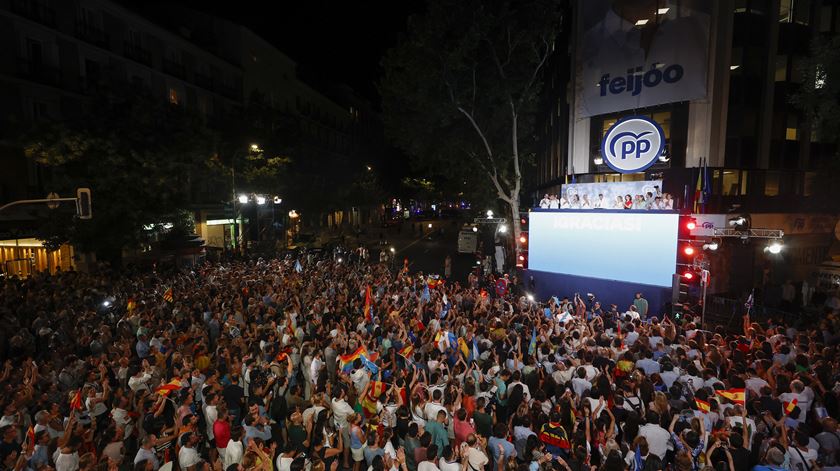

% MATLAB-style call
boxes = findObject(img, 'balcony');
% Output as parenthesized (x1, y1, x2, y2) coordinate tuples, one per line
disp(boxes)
(17, 57, 61, 86)
(193, 72, 214, 91)
(10, 0, 56, 28)
(123, 41, 151, 66)
(74, 21, 109, 49)
(162, 58, 186, 79)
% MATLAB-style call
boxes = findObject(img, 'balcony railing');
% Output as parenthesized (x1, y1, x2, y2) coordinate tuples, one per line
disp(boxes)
(162, 58, 186, 79)
(17, 57, 61, 86)
(10, 0, 56, 28)
(74, 21, 109, 49)
(123, 41, 151, 66)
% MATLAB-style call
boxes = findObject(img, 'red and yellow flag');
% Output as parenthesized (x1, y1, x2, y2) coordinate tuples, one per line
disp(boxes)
(127, 298, 136, 312)
(162, 288, 173, 303)
(154, 378, 182, 396)
(398, 344, 414, 359)
(364, 286, 373, 323)
(695, 398, 711, 414)
(784, 398, 798, 415)
(360, 381, 387, 418)
(69, 390, 83, 410)
(715, 388, 746, 405)
(26, 426, 35, 446)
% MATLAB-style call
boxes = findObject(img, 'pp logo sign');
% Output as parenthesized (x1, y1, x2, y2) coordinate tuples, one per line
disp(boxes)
(600, 116, 665, 173)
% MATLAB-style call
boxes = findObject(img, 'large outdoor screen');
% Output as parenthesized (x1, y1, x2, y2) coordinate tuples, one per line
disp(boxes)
(529, 211, 679, 287)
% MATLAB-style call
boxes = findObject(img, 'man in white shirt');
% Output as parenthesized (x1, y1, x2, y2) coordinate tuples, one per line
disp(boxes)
(779, 380, 814, 423)
(203, 393, 219, 443)
(178, 432, 201, 470)
(571, 368, 592, 399)
(463, 434, 489, 471)
(424, 389, 447, 422)
(637, 412, 672, 460)
(744, 368, 769, 397)
(539, 194, 550, 209)
(660, 363, 680, 389)
(635, 351, 660, 376)
(331, 385, 355, 430)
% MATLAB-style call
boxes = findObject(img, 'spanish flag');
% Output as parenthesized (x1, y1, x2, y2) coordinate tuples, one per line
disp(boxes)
(784, 398, 798, 415)
(360, 381, 387, 418)
(695, 398, 711, 414)
(715, 388, 746, 405)
(155, 378, 182, 396)
(398, 344, 414, 359)
(127, 298, 136, 312)
(26, 426, 35, 446)
(162, 287, 173, 303)
(364, 286, 373, 323)
(69, 390, 83, 410)
(339, 346, 368, 373)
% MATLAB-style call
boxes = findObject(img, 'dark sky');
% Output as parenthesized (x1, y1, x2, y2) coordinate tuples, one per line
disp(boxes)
(123, 0, 424, 106)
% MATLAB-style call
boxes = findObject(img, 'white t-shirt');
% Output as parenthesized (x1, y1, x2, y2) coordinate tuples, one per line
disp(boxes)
(638, 424, 672, 460)
(440, 459, 461, 471)
(54, 451, 80, 471)
(179, 446, 200, 469)
(787, 446, 819, 471)
(224, 441, 244, 468)
(418, 461, 441, 471)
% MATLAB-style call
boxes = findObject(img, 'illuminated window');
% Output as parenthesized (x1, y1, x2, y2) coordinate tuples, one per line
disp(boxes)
(169, 88, 180, 105)
(740, 171, 749, 195)
(722, 170, 739, 195)
(786, 115, 799, 140)
(779, 0, 793, 22)
(803, 172, 817, 196)
(764, 172, 780, 196)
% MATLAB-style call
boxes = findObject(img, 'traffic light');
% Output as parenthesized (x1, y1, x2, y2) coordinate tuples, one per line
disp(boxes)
(685, 217, 697, 231)
(76, 188, 92, 220)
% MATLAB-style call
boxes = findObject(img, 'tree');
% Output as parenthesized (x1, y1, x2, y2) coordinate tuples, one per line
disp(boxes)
(790, 35, 840, 205)
(23, 85, 220, 265)
(381, 0, 563, 264)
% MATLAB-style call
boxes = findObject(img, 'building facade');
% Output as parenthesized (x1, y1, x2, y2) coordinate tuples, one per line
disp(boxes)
(534, 0, 840, 303)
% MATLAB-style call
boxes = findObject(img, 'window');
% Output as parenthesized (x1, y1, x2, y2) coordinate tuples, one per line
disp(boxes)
(740, 171, 749, 195)
(794, 0, 810, 25)
(26, 38, 43, 65)
(786, 115, 799, 140)
(775, 55, 788, 82)
(780, 0, 793, 22)
(169, 88, 180, 105)
(722, 170, 740, 195)
(764, 172, 780, 196)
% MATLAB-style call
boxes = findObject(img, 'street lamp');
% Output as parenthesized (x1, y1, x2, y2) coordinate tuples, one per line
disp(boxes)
(273, 196, 282, 204)
(486, 210, 494, 218)
(238, 194, 249, 204)
(256, 196, 266, 205)
(499, 224, 508, 233)
(250, 143, 261, 152)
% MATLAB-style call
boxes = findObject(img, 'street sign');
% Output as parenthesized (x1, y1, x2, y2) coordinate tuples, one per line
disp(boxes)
(46, 192, 60, 210)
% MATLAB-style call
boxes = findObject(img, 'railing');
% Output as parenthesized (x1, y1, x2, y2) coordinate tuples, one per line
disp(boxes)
(17, 57, 61, 86)
(162, 58, 186, 79)
(123, 41, 151, 66)
(74, 21, 109, 49)
(10, 0, 56, 28)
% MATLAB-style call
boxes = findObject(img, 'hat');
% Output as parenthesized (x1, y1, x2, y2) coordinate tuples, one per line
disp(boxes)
(765, 448, 784, 466)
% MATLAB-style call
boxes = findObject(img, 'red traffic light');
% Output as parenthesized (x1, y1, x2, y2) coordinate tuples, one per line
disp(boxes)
(518, 255, 525, 261)
(519, 236, 527, 244)
(686, 218, 697, 230)
(683, 246, 695, 256)
(682, 271, 694, 280)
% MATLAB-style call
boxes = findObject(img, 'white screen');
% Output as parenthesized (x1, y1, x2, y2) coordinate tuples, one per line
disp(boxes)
(529, 211, 679, 287)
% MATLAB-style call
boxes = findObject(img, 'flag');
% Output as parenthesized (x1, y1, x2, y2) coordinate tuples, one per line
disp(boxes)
(69, 390, 83, 410)
(339, 346, 368, 373)
(360, 355, 379, 375)
(701, 158, 711, 213)
(398, 344, 414, 359)
(407, 330, 417, 344)
(693, 160, 703, 213)
(364, 286, 373, 323)
(458, 337, 470, 359)
(448, 332, 457, 352)
(528, 326, 537, 356)
(471, 338, 479, 363)
(736, 338, 751, 353)
(784, 398, 798, 416)
(715, 388, 746, 405)
(294, 259, 303, 273)
(421, 284, 430, 303)
(360, 381, 387, 418)
(695, 398, 711, 414)
(434, 331, 447, 351)
(155, 378, 182, 396)
(440, 298, 451, 319)
(275, 346, 293, 363)
(544, 307, 552, 319)
(25, 426, 34, 447)
(126, 298, 136, 312)
(162, 287, 173, 303)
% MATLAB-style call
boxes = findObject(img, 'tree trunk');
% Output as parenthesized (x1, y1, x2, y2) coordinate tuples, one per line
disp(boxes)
(508, 193, 521, 271)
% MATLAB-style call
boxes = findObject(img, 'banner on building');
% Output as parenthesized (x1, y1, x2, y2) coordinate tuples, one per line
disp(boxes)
(559, 180, 669, 210)
(576, 1, 711, 117)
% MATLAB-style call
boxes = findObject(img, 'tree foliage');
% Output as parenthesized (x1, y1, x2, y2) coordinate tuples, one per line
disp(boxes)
(23, 87, 219, 262)
(381, 0, 563, 251)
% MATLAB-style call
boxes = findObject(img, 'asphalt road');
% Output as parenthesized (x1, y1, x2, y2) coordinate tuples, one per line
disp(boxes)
(367, 223, 479, 283)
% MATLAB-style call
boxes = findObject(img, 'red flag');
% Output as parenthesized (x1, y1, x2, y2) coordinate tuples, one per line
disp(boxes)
(695, 398, 711, 414)
(154, 378, 182, 396)
(26, 426, 35, 447)
(784, 398, 798, 415)
(715, 388, 746, 405)
(70, 390, 83, 410)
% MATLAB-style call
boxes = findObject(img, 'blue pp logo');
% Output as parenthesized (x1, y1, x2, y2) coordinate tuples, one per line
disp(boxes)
(600, 116, 665, 173)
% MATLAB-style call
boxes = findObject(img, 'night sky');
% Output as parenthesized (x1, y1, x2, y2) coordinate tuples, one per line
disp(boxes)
(122, 0, 424, 106)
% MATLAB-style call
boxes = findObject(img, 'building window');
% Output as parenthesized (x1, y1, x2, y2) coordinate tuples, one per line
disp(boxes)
(774, 55, 788, 82)
(764, 172, 780, 196)
(169, 88, 180, 105)
(722, 170, 740, 195)
(780, 0, 793, 22)
(780, 0, 811, 24)
(786, 115, 799, 140)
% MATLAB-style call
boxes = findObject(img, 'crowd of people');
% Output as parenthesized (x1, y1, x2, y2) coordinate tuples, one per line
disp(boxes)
(1, 252, 840, 471)
(537, 193, 674, 210)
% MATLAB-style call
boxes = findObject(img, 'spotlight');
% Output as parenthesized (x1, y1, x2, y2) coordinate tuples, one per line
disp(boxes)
(256, 196, 266, 205)
(519, 236, 527, 244)
(238, 194, 249, 204)
(472, 226, 478, 233)
(273, 196, 282, 204)
(476, 260, 481, 265)
(102, 300, 111, 307)
(683, 246, 695, 256)
(428, 223, 432, 228)
(527, 294, 535, 302)
(499, 225, 508, 233)
(685, 218, 697, 231)
(486, 210, 494, 218)
(337, 258, 343, 263)
(766, 242, 783, 254)
(682, 271, 694, 280)
(703, 241, 719, 251)
(390, 247, 395, 253)
(729, 217, 746, 227)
